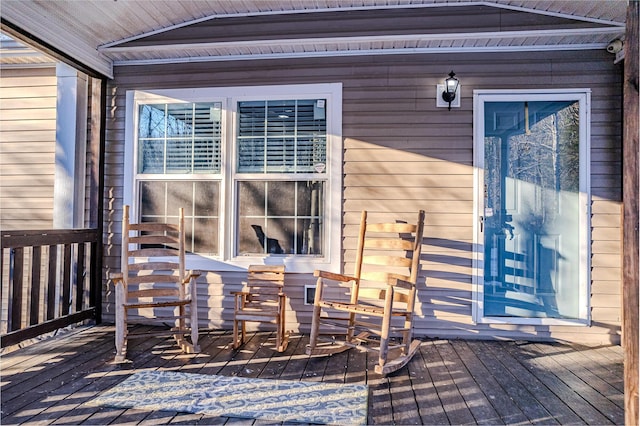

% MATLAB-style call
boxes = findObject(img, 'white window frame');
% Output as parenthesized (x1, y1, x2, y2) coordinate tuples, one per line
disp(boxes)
(472, 89, 591, 326)
(124, 83, 343, 273)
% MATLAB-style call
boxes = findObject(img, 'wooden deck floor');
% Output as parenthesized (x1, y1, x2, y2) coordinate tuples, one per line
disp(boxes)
(1, 325, 624, 425)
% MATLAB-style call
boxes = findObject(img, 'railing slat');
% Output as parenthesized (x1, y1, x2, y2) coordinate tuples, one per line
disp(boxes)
(30, 246, 42, 326)
(61, 244, 72, 316)
(47, 246, 57, 321)
(75, 243, 86, 312)
(10, 248, 24, 332)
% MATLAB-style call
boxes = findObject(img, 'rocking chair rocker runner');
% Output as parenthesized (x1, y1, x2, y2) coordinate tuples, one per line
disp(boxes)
(111, 205, 200, 363)
(306, 210, 425, 376)
(232, 265, 288, 352)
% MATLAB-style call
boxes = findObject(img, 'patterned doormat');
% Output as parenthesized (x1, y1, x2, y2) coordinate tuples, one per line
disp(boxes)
(88, 370, 368, 424)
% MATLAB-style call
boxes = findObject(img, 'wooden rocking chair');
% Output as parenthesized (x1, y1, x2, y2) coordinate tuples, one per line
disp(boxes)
(306, 210, 425, 376)
(111, 205, 200, 363)
(232, 265, 288, 352)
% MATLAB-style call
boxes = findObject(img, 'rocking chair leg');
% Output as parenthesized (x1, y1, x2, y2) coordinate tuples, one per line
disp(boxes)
(233, 318, 242, 349)
(114, 291, 128, 363)
(308, 303, 322, 351)
(114, 325, 126, 362)
(190, 312, 200, 353)
(379, 328, 390, 370)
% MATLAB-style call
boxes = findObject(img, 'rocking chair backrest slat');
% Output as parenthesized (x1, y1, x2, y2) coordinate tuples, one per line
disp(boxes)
(362, 255, 413, 268)
(129, 235, 178, 246)
(364, 238, 414, 250)
(354, 210, 425, 289)
(360, 270, 411, 284)
(129, 248, 179, 258)
(129, 222, 180, 232)
(128, 261, 180, 272)
(127, 274, 181, 285)
(127, 288, 181, 299)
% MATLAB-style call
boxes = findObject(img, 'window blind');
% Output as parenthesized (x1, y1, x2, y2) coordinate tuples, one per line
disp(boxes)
(237, 100, 326, 173)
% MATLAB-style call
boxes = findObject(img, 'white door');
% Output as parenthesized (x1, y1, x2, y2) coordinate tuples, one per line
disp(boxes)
(474, 91, 590, 323)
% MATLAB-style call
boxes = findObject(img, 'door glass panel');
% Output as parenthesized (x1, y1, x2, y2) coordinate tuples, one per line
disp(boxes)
(483, 100, 581, 319)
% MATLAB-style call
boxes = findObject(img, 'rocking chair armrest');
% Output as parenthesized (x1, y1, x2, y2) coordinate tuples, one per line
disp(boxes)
(313, 270, 358, 283)
(110, 272, 125, 286)
(387, 276, 413, 290)
(231, 290, 250, 298)
(182, 269, 201, 284)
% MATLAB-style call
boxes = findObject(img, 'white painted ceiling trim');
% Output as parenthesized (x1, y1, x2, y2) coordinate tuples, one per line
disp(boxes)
(101, 28, 622, 54)
(100, 1, 625, 49)
(113, 43, 613, 67)
(103, 26, 622, 66)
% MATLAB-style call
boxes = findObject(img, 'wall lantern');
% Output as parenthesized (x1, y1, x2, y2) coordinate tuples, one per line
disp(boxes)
(436, 71, 461, 110)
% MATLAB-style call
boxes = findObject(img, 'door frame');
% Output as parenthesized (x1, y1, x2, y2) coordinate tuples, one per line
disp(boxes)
(472, 89, 591, 325)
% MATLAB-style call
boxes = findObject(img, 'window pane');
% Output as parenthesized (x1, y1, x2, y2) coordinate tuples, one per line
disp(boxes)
(166, 104, 193, 137)
(166, 181, 195, 215)
(237, 180, 324, 255)
(194, 180, 219, 217)
(296, 136, 326, 172)
(139, 140, 165, 174)
(138, 104, 166, 139)
(238, 181, 265, 216)
(193, 217, 218, 254)
(238, 101, 266, 136)
(265, 137, 295, 173)
(238, 138, 265, 172)
(139, 181, 166, 216)
(237, 99, 327, 174)
(193, 139, 221, 173)
(139, 180, 220, 255)
(267, 181, 295, 216)
(266, 100, 296, 135)
(138, 101, 222, 174)
(166, 139, 193, 173)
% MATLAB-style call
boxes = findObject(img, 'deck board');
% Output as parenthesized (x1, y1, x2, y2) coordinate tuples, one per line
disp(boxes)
(1, 325, 624, 425)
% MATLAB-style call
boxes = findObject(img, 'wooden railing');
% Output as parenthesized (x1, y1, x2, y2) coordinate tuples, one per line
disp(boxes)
(1, 229, 100, 348)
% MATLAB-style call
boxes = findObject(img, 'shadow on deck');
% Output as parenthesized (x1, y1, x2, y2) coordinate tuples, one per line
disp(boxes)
(0, 325, 624, 425)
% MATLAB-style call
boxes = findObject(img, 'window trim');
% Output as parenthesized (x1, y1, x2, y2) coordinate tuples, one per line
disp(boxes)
(472, 88, 591, 326)
(124, 83, 343, 273)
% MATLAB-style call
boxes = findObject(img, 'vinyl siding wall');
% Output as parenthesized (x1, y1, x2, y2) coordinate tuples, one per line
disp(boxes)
(104, 49, 622, 344)
(0, 66, 57, 230)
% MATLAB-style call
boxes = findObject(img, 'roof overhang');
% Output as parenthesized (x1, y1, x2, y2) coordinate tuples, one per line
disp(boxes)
(0, 0, 627, 79)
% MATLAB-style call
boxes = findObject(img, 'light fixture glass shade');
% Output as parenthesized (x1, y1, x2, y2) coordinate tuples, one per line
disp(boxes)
(442, 71, 459, 109)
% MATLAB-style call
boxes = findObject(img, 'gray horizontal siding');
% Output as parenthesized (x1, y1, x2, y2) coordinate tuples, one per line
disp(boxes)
(104, 48, 622, 344)
(0, 67, 57, 230)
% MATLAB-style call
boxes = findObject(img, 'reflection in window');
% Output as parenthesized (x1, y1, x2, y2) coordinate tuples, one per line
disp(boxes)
(138, 102, 222, 174)
(238, 181, 324, 255)
(483, 100, 582, 319)
(139, 181, 219, 255)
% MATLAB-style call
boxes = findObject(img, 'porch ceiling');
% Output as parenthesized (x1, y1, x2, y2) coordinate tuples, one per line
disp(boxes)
(0, 0, 628, 79)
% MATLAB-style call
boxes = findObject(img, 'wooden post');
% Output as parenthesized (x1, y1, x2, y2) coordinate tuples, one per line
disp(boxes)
(623, 1, 639, 425)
